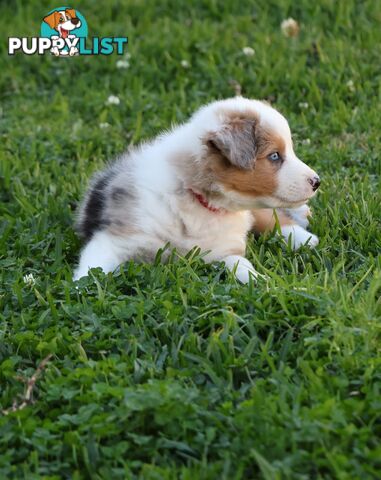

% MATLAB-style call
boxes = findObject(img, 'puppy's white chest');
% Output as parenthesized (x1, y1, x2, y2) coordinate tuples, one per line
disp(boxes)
(166, 203, 252, 257)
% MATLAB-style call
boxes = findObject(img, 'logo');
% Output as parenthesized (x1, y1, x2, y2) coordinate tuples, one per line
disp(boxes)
(8, 6, 128, 56)
(40, 7, 87, 56)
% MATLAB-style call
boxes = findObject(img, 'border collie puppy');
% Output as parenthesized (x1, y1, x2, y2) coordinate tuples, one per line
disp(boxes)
(74, 97, 320, 282)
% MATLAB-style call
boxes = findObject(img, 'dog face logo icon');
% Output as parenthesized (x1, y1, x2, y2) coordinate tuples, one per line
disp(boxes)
(41, 7, 88, 56)
(43, 9, 82, 39)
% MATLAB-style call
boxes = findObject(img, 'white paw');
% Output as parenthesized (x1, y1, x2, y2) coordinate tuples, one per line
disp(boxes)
(223, 255, 258, 283)
(235, 264, 258, 283)
(73, 268, 88, 281)
(281, 225, 319, 250)
(284, 204, 311, 229)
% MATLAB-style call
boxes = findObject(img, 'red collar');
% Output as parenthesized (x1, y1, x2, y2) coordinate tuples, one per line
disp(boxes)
(189, 189, 223, 213)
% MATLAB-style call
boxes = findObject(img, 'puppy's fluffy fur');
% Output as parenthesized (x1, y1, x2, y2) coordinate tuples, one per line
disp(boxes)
(74, 97, 320, 282)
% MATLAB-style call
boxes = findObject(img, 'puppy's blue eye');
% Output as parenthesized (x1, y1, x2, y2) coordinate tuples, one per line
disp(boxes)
(268, 152, 280, 162)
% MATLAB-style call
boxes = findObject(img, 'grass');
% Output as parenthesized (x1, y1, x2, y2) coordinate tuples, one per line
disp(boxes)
(0, 0, 380, 478)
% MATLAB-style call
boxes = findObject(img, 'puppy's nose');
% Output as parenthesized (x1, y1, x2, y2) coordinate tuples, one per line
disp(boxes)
(71, 17, 80, 25)
(308, 175, 321, 191)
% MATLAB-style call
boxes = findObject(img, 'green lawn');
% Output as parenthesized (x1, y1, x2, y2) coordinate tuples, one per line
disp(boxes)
(1, 1, 380, 478)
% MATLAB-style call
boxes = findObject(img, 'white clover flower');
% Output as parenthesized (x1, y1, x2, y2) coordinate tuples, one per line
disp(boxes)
(298, 102, 309, 109)
(180, 60, 190, 68)
(281, 18, 300, 37)
(242, 47, 255, 57)
(116, 60, 130, 69)
(346, 80, 355, 92)
(23, 273, 36, 286)
(106, 95, 120, 106)
(99, 122, 110, 129)
(302, 138, 311, 146)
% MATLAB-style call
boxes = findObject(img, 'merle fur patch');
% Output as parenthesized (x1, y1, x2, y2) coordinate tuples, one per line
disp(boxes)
(76, 171, 113, 241)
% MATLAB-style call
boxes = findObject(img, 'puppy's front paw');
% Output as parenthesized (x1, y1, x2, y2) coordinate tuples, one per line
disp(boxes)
(235, 263, 258, 284)
(223, 255, 258, 284)
(284, 204, 311, 229)
(281, 225, 319, 250)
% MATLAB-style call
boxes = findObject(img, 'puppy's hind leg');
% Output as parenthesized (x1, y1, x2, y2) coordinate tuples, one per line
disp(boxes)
(74, 231, 124, 280)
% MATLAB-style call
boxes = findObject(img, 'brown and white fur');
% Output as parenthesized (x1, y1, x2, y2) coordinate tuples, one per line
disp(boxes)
(74, 97, 320, 282)
(43, 9, 81, 56)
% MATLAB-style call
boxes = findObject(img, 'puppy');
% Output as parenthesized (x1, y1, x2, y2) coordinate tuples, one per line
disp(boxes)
(74, 97, 320, 283)
(43, 9, 81, 56)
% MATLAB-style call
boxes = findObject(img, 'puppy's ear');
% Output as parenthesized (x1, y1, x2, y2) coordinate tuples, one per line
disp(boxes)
(65, 9, 76, 19)
(207, 118, 258, 170)
(43, 11, 59, 29)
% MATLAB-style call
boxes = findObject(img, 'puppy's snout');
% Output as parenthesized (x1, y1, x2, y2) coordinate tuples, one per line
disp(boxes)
(71, 17, 80, 25)
(308, 175, 321, 191)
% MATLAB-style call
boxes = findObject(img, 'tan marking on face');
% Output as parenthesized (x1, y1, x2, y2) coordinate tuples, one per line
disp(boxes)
(208, 124, 286, 198)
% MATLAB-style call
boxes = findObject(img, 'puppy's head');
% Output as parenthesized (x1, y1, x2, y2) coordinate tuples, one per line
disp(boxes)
(198, 98, 320, 210)
(43, 9, 81, 37)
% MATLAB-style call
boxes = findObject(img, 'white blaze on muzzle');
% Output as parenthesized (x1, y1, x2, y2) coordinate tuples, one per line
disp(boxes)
(275, 155, 319, 204)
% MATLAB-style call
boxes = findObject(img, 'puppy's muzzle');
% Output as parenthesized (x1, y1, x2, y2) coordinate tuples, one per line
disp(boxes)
(71, 17, 80, 25)
(308, 175, 321, 192)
